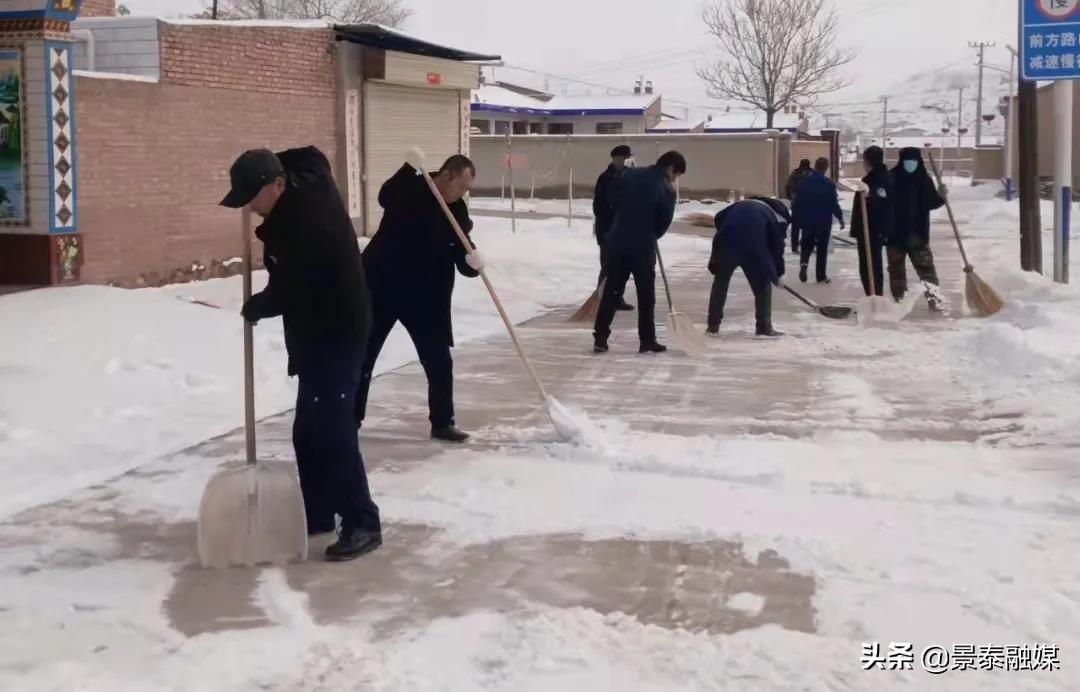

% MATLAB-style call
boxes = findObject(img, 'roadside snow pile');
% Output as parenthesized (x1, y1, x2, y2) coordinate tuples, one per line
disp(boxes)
(0, 216, 707, 519)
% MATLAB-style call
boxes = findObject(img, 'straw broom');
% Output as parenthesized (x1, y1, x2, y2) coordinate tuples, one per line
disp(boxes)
(926, 153, 1004, 317)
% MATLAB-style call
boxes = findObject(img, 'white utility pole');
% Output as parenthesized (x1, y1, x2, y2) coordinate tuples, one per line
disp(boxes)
(970, 41, 996, 146)
(1005, 45, 1017, 201)
(880, 96, 889, 162)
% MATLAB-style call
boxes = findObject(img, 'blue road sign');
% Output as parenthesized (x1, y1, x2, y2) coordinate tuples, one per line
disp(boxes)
(1021, 0, 1080, 80)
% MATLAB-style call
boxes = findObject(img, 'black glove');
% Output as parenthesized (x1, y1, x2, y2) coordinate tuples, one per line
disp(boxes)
(241, 295, 264, 324)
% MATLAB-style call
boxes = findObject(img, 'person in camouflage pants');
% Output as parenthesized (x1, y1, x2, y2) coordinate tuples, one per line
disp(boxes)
(886, 148, 948, 310)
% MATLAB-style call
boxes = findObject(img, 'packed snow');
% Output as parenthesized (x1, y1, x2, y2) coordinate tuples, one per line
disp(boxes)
(2, 185, 1080, 690)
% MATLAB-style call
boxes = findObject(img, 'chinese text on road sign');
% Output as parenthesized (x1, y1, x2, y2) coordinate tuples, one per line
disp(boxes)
(1022, 0, 1080, 80)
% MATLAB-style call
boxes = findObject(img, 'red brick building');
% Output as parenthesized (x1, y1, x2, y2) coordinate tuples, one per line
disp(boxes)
(0, 2, 498, 287)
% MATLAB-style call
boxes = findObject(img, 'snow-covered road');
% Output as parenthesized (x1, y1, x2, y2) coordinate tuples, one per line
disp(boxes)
(1, 188, 1079, 690)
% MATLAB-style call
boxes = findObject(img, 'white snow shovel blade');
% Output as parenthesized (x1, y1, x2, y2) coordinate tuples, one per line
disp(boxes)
(667, 311, 705, 357)
(857, 294, 916, 327)
(197, 461, 308, 569)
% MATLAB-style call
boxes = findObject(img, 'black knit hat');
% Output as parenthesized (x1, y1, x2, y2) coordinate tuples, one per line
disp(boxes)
(610, 145, 632, 158)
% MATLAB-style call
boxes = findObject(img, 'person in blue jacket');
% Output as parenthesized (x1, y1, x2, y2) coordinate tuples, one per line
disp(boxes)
(592, 151, 686, 354)
(706, 197, 788, 338)
(792, 157, 843, 284)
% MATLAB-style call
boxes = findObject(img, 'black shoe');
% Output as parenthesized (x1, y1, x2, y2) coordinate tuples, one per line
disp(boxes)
(432, 425, 469, 443)
(755, 328, 785, 339)
(325, 530, 382, 562)
(593, 342, 609, 353)
(817, 277, 832, 285)
(639, 342, 668, 354)
(799, 265, 808, 283)
(617, 300, 635, 311)
(705, 327, 720, 337)
(791, 245, 800, 254)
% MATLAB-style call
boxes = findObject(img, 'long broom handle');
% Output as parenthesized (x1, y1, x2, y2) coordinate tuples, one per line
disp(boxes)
(926, 152, 972, 270)
(416, 169, 550, 403)
(858, 191, 878, 295)
(241, 208, 256, 466)
(655, 242, 676, 313)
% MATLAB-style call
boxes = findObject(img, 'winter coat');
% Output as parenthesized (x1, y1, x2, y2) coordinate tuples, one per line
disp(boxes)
(592, 164, 622, 245)
(604, 166, 677, 259)
(888, 148, 945, 248)
(849, 164, 894, 245)
(709, 199, 786, 285)
(784, 166, 813, 201)
(792, 171, 843, 234)
(361, 163, 479, 345)
(244, 146, 372, 377)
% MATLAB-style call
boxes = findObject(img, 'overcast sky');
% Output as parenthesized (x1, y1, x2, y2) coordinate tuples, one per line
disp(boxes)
(125, 0, 1018, 115)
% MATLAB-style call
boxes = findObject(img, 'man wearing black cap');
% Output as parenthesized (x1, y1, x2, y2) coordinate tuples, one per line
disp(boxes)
(221, 146, 382, 562)
(592, 145, 634, 312)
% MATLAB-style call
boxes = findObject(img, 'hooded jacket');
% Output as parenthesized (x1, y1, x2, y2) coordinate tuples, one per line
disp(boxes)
(709, 198, 786, 285)
(850, 149, 894, 245)
(888, 147, 945, 247)
(245, 146, 372, 376)
(784, 164, 813, 200)
(604, 166, 677, 258)
(361, 163, 479, 344)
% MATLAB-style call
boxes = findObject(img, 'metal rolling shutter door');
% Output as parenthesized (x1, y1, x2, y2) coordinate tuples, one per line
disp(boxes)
(363, 81, 461, 233)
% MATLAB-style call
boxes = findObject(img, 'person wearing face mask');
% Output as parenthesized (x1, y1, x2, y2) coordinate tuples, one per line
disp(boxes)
(849, 146, 892, 296)
(887, 147, 947, 311)
(355, 155, 483, 443)
(593, 150, 686, 354)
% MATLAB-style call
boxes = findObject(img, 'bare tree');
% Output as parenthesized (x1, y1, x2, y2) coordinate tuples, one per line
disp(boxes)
(697, 0, 856, 128)
(201, 0, 411, 26)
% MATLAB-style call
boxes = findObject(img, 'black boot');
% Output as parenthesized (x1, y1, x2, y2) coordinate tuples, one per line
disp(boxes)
(432, 424, 470, 443)
(617, 299, 635, 311)
(755, 327, 785, 339)
(817, 277, 832, 285)
(799, 265, 808, 283)
(593, 342, 609, 354)
(325, 529, 382, 562)
(639, 342, 668, 354)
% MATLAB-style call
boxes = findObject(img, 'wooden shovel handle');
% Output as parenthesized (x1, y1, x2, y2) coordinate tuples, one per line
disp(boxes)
(241, 208, 256, 466)
(414, 167, 549, 403)
(926, 152, 972, 270)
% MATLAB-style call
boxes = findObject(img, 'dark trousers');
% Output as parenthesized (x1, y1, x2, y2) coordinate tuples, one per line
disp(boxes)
(594, 248, 656, 345)
(355, 306, 455, 429)
(799, 227, 830, 281)
(856, 236, 885, 297)
(790, 224, 801, 251)
(886, 242, 940, 301)
(596, 242, 626, 300)
(294, 342, 381, 535)
(707, 255, 772, 332)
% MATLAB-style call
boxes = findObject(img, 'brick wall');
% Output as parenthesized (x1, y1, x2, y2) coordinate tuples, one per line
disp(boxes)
(81, 0, 117, 17)
(75, 78, 336, 286)
(160, 25, 336, 97)
(73, 24, 339, 286)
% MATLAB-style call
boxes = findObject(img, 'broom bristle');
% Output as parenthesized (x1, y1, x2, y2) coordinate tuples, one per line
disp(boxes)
(682, 212, 715, 228)
(568, 289, 601, 323)
(964, 269, 1005, 317)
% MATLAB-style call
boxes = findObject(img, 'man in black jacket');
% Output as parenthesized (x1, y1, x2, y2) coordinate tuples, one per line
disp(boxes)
(593, 151, 685, 354)
(888, 147, 947, 311)
(783, 159, 813, 253)
(593, 145, 634, 311)
(221, 147, 381, 562)
(356, 155, 483, 443)
(849, 146, 892, 297)
(707, 197, 788, 338)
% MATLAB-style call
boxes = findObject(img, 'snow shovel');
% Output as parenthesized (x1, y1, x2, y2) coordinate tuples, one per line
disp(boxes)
(783, 284, 853, 320)
(655, 242, 705, 356)
(196, 208, 308, 569)
(407, 148, 581, 441)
